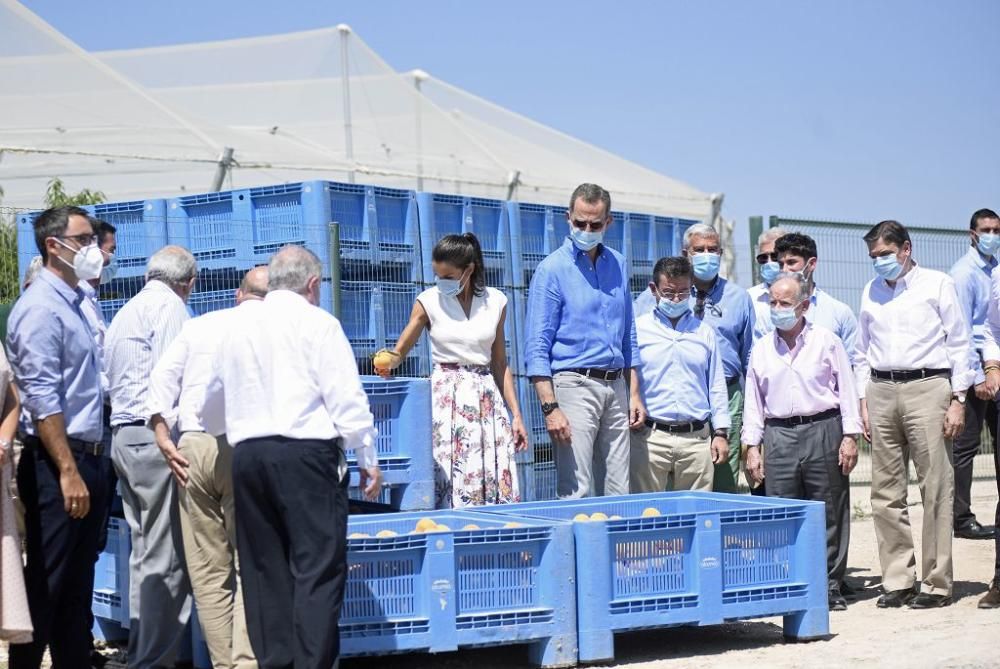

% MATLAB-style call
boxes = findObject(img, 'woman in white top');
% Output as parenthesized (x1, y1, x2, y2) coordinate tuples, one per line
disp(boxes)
(0, 348, 31, 643)
(378, 233, 527, 508)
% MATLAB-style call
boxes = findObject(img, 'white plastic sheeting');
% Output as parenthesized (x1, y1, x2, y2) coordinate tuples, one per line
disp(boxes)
(0, 0, 714, 222)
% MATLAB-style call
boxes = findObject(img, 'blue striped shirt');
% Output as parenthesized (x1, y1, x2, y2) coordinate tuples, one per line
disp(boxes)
(6, 269, 104, 441)
(105, 280, 190, 426)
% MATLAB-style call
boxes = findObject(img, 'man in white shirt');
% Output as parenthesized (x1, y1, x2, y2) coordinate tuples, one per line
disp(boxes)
(147, 266, 268, 669)
(856, 220, 973, 610)
(105, 246, 196, 668)
(206, 245, 382, 668)
(748, 226, 787, 341)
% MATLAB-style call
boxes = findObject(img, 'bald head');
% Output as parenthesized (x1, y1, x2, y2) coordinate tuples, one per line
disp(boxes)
(237, 266, 269, 304)
(769, 273, 809, 305)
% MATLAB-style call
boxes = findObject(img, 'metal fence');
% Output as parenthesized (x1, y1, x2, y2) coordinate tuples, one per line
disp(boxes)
(748, 214, 995, 485)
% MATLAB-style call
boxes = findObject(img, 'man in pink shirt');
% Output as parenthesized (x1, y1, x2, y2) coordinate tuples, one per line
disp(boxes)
(743, 273, 861, 612)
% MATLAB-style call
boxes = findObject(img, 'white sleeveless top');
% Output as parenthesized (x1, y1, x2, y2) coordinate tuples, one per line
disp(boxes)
(417, 286, 507, 366)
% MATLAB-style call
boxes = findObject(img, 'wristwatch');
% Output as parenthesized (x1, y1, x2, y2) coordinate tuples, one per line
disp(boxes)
(712, 429, 728, 439)
(952, 393, 966, 405)
(541, 402, 560, 416)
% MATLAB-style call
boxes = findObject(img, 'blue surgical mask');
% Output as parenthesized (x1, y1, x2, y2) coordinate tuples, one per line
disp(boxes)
(691, 252, 721, 281)
(657, 297, 691, 319)
(873, 254, 903, 281)
(436, 277, 463, 297)
(977, 233, 1000, 257)
(569, 227, 603, 252)
(100, 255, 118, 285)
(759, 261, 781, 285)
(770, 306, 799, 332)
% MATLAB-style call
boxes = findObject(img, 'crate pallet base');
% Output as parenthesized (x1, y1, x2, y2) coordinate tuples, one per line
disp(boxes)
(93, 616, 129, 643)
(340, 509, 577, 668)
(472, 491, 829, 664)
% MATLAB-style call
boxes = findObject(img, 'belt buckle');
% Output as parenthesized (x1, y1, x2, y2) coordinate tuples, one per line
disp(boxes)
(791, 415, 806, 426)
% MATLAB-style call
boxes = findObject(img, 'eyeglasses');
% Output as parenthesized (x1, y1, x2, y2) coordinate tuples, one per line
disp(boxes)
(657, 290, 691, 301)
(756, 252, 778, 264)
(571, 219, 606, 232)
(56, 234, 98, 247)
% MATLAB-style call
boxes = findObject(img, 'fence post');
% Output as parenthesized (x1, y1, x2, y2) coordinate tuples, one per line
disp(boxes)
(748, 216, 763, 285)
(329, 221, 341, 319)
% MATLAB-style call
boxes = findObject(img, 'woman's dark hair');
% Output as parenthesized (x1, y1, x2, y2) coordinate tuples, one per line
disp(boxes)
(432, 233, 486, 296)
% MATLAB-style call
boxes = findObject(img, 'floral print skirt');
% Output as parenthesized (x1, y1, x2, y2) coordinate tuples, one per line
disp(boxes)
(432, 364, 520, 509)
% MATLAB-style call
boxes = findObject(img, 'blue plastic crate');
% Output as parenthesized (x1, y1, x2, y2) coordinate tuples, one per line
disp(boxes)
(16, 200, 169, 284)
(605, 211, 627, 258)
(507, 202, 565, 288)
(327, 182, 421, 278)
(342, 377, 433, 510)
(166, 181, 328, 270)
(341, 509, 577, 667)
(651, 215, 675, 260)
(417, 193, 514, 285)
(472, 492, 828, 663)
(627, 212, 653, 276)
(339, 281, 430, 375)
(93, 516, 130, 626)
(188, 289, 236, 316)
(676, 218, 697, 254)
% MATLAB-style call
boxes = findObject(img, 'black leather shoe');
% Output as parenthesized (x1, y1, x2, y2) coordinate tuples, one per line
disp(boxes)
(876, 586, 917, 608)
(954, 519, 995, 540)
(840, 580, 858, 598)
(829, 586, 847, 611)
(979, 580, 1000, 609)
(908, 592, 952, 609)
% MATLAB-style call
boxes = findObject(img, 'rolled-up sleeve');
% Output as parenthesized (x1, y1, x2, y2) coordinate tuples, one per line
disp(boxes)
(830, 338, 863, 435)
(147, 328, 189, 428)
(524, 266, 560, 378)
(316, 321, 378, 469)
(8, 304, 64, 422)
(741, 349, 765, 446)
(707, 332, 731, 430)
(939, 277, 974, 393)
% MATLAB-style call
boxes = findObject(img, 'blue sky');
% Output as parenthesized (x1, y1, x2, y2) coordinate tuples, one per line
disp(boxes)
(25, 0, 1000, 279)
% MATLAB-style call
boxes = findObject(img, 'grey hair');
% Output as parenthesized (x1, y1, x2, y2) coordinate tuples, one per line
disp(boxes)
(23, 255, 44, 289)
(682, 222, 720, 250)
(771, 271, 809, 301)
(568, 183, 611, 217)
(757, 226, 788, 248)
(146, 246, 197, 287)
(268, 245, 322, 293)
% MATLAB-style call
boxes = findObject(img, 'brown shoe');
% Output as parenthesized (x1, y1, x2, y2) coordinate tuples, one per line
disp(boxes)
(979, 580, 1000, 609)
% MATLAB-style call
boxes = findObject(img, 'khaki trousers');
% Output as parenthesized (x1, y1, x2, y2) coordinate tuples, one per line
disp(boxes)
(867, 376, 954, 596)
(630, 425, 713, 493)
(177, 432, 256, 669)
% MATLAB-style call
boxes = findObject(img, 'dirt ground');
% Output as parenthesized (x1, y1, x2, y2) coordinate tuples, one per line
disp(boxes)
(3, 481, 995, 669)
(346, 479, 1000, 669)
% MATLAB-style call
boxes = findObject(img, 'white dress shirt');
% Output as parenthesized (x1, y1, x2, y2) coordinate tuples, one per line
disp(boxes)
(204, 290, 378, 469)
(855, 264, 973, 398)
(78, 281, 109, 394)
(147, 301, 261, 433)
(105, 280, 190, 425)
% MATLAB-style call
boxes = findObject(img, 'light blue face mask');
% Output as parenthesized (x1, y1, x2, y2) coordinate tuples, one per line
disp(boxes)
(759, 261, 781, 285)
(691, 252, 721, 281)
(656, 296, 691, 319)
(436, 276, 464, 297)
(873, 254, 903, 281)
(770, 306, 799, 332)
(977, 233, 1000, 257)
(570, 227, 603, 252)
(100, 255, 118, 285)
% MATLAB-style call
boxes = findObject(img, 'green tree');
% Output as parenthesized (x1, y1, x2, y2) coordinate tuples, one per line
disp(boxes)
(43, 177, 106, 207)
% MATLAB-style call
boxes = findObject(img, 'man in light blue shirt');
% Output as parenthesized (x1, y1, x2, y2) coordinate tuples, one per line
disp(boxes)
(631, 256, 730, 492)
(772, 233, 859, 361)
(636, 222, 753, 492)
(6, 206, 110, 669)
(949, 207, 1000, 540)
(524, 183, 646, 499)
(748, 227, 787, 340)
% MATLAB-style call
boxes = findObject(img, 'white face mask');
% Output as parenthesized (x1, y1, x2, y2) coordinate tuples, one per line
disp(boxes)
(55, 239, 104, 281)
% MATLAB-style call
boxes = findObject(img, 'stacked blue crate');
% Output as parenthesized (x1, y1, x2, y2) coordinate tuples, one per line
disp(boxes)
(92, 516, 130, 640)
(417, 193, 515, 287)
(341, 510, 577, 667)
(473, 491, 829, 664)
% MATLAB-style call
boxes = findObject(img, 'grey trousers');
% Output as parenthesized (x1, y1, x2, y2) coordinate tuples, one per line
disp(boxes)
(552, 372, 630, 498)
(763, 414, 850, 588)
(111, 425, 193, 669)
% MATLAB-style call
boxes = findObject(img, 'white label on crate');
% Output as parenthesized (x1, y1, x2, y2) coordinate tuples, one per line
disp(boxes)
(700, 556, 720, 570)
(431, 579, 452, 593)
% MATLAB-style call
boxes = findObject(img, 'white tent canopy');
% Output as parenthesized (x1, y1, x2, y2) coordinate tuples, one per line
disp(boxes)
(0, 0, 715, 222)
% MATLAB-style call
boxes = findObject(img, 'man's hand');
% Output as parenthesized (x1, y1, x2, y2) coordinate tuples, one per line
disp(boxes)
(710, 436, 729, 465)
(975, 383, 993, 401)
(545, 408, 572, 446)
(60, 467, 90, 519)
(359, 465, 383, 502)
(986, 368, 1000, 398)
(943, 399, 965, 439)
(157, 435, 190, 487)
(839, 435, 859, 475)
(744, 445, 764, 486)
(628, 395, 647, 431)
(860, 399, 871, 442)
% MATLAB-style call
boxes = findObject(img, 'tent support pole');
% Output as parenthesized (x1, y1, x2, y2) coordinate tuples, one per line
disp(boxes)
(338, 25, 355, 184)
(210, 147, 234, 192)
